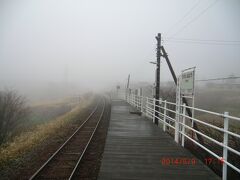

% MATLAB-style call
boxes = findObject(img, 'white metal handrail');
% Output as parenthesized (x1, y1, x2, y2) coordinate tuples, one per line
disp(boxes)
(123, 92, 240, 180)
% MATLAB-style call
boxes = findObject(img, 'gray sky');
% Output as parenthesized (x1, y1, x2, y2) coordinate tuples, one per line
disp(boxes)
(0, 0, 240, 95)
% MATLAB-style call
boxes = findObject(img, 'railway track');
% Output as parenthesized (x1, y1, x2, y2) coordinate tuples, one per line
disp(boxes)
(29, 97, 106, 180)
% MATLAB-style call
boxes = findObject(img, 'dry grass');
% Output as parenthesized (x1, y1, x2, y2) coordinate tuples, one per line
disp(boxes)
(0, 96, 93, 167)
(30, 96, 79, 107)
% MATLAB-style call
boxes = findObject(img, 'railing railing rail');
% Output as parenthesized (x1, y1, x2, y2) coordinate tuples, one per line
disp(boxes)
(121, 92, 240, 180)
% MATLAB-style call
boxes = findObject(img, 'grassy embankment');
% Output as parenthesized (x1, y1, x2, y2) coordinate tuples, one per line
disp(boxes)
(0, 95, 94, 168)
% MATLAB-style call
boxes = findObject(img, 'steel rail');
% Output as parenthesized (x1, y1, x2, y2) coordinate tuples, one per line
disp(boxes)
(29, 99, 102, 180)
(68, 98, 106, 179)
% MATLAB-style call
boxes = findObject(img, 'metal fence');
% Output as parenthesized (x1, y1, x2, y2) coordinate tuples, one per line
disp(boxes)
(124, 92, 240, 180)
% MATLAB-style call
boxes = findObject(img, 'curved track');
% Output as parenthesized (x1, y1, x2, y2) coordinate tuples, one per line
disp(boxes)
(29, 97, 106, 180)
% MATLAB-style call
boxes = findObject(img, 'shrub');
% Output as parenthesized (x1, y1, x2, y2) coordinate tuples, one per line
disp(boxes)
(0, 90, 29, 144)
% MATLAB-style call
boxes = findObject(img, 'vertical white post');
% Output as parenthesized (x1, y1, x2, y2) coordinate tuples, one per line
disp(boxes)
(192, 68, 196, 128)
(135, 95, 136, 107)
(153, 98, 155, 123)
(129, 91, 131, 104)
(129, 93, 132, 104)
(131, 94, 133, 105)
(163, 100, 167, 131)
(135, 95, 137, 107)
(146, 97, 148, 117)
(137, 96, 139, 110)
(138, 96, 140, 110)
(128, 93, 130, 103)
(222, 112, 229, 180)
(138, 96, 140, 109)
(141, 96, 143, 113)
(136, 95, 137, 108)
(181, 103, 186, 147)
(137, 96, 139, 109)
(129, 93, 131, 104)
(136, 95, 138, 108)
(132, 94, 134, 105)
(191, 96, 195, 128)
(132, 94, 134, 106)
(175, 109, 179, 143)
(175, 77, 181, 143)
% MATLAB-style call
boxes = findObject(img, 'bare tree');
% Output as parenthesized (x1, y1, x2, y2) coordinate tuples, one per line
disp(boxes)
(0, 90, 29, 144)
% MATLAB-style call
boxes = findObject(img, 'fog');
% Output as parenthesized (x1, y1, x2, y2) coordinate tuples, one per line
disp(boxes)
(1, 0, 240, 102)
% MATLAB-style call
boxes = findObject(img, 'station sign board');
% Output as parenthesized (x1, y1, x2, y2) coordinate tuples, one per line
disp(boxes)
(180, 69, 195, 95)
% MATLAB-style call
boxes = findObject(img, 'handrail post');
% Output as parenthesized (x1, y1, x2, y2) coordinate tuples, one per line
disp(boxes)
(136, 95, 138, 108)
(222, 112, 229, 180)
(131, 94, 133, 105)
(181, 103, 186, 147)
(163, 100, 167, 131)
(141, 96, 144, 113)
(153, 98, 155, 123)
(135, 95, 137, 107)
(175, 103, 180, 143)
(135, 95, 137, 108)
(132, 94, 134, 106)
(137, 95, 139, 109)
(138, 96, 140, 110)
(138, 96, 139, 109)
(129, 93, 131, 104)
(137, 96, 139, 110)
(146, 97, 148, 117)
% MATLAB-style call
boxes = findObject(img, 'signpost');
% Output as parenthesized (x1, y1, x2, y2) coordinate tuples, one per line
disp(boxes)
(175, 67, 196, 143)
(181, 70, 195, 95)
(181, 67, 195, 127)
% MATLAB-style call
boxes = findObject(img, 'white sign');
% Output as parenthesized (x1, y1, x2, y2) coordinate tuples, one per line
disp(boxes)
(180, 69, 195, 95)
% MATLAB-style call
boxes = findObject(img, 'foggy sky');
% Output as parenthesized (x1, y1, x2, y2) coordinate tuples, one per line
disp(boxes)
(1, 0, 240, 96)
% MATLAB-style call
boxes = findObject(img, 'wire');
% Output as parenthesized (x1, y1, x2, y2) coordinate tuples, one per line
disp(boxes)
(164, 38, 240, 43)
(163, 40, 240, 46)
(165, 0, 201, 36)
(167, 0, 220, 39)
(196, 76, 240, 82)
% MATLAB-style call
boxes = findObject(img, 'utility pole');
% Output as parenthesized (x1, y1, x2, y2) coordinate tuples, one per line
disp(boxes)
(155, 33, 161, 125)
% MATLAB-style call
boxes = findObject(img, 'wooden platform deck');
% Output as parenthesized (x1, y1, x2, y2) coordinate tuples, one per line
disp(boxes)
(98, 99, 220, 180)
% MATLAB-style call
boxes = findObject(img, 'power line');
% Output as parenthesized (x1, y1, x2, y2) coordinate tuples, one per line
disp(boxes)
(163, 40, 240, 46)
(196, 76, 240, 82)
(165, 0, 201, 36)
(164, 38, 240, 43)
(167, 0, 220, 39)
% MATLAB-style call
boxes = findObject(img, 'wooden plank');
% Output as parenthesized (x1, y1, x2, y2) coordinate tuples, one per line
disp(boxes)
(98, 100, 220, 180)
